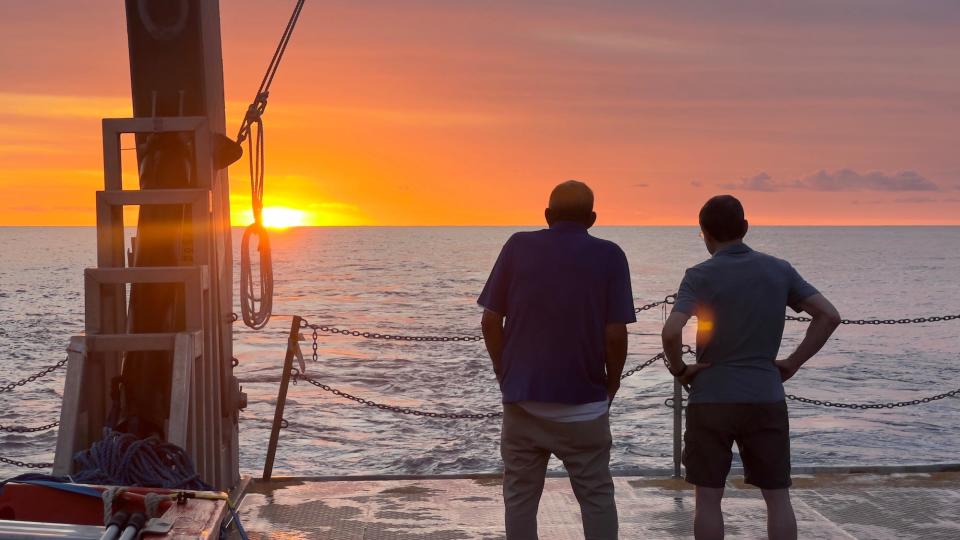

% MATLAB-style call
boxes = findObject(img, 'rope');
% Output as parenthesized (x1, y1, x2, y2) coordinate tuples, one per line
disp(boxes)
(237, 0, 306, 330)
(71, 429, 210, 490)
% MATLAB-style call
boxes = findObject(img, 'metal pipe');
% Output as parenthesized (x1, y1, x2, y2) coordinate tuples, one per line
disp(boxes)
(99, 510, 128, 540)
(98, 525, 122, 540)
(672, 379, 683, 478)
(117, 513, 146, 540)
(262, 315, 301, 480)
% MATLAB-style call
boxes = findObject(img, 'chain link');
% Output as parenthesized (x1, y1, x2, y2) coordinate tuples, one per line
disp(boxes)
(302, 320, 483, 343)
(621, 346, 695, 380)
(787, 387, 960, 409)
(0, 421, 59, 434)
(0, 455, 52, 469)
(786, 314, 959, 325)
(295, 369, 502, 419)
(0, 358, 68, 393)
(635, 294, 677, 313)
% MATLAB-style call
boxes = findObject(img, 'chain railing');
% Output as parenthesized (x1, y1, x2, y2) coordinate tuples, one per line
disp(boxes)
(0, 357, 68, 472)
(635, 294, 676, 313)
(787, 314, 960, 325)
(296, 369, 503, 420)
(5, 297, 959, 473)
(0, 421, 59, 434)
(298, 294, 958, 357)
(287, 347, 698, 422)
(0, 358, 68, 393)
(787, 388, 960, 409)
(0, 455, 53, 470)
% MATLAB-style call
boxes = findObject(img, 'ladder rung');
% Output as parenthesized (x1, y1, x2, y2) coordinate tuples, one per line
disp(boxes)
(97, 189, 211, 208)
(84, 332, 203, 354)
(103, 116, 207, 135)
(85, 266, 209, 289)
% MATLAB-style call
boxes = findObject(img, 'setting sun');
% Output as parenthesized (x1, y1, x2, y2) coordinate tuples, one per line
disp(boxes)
(255, 206, 307, 230)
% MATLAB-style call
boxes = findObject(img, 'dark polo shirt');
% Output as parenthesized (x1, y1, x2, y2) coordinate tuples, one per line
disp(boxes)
(478, 222, 636, 404)
(673, 243, 818, 404)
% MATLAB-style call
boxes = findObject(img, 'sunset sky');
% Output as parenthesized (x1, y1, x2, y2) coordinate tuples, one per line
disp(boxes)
(2, 1, 959, 226)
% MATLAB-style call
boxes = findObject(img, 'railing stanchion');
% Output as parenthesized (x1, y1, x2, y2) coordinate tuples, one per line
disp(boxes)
(672, 378, 683, 478)
(262, 315, 301, 480)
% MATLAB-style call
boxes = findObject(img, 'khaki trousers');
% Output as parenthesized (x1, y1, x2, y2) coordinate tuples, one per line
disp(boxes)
(501, 403, 618, 540)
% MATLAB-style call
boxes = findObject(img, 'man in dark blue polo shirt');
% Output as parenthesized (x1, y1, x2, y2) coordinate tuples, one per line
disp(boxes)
(478, 180, 636, 540)
(662, 195, 841, 540)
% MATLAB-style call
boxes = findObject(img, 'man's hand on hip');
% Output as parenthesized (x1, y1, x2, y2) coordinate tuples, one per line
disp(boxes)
(775, 357, 801, 382)
(678, 363, 710, 386)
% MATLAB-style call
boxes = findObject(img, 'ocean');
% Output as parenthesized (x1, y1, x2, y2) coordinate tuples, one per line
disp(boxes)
(1, 226, 958, 479)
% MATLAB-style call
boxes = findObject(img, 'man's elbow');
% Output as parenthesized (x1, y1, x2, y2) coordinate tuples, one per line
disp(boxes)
(816, 303, 842, 328)
(661, 326, 682, 345)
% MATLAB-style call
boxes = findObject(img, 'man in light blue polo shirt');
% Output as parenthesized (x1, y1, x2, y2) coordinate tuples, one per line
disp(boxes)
(479, 180, 636, 540)
(662, 195, 841, 540)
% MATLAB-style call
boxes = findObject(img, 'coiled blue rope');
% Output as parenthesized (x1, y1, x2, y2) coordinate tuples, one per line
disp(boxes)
(72, 428, 211, 491)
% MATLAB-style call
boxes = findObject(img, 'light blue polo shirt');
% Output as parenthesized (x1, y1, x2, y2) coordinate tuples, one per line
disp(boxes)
(672, 243, 819, 404)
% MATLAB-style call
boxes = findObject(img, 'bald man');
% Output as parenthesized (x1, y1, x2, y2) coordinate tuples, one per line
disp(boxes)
(479, 180, 636, 539)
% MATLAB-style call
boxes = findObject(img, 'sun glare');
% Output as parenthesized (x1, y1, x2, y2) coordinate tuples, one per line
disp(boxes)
(259, 206, 307, 230)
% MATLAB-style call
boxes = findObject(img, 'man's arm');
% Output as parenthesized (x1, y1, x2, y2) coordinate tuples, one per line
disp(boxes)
(776, 293, 841, 382)
(662, 311, 710, 385)
(605, 323, 628, 402)
(481, 309, 506, 382)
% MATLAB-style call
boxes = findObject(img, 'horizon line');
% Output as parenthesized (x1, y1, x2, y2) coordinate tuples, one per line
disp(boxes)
(2, 224, 959, 228)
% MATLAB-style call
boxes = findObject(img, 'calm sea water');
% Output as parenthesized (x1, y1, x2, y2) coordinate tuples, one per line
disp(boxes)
(1, 226, 958, 479)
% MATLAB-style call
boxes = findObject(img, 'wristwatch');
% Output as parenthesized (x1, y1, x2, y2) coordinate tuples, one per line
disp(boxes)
(669, 363, 688, 378)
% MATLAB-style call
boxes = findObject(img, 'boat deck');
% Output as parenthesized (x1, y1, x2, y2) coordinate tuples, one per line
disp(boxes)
(232, 469, 960, 539)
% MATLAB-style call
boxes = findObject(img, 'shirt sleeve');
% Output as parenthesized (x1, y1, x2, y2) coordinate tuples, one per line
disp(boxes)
(606, 246, 637, 324)
(477, 236, 515, 314)
(785, 262, 819, 313)
(672, 268, 699, 316)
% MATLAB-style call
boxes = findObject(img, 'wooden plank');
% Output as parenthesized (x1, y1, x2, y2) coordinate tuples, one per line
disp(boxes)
(168, 333, 194, 449)
(83, 331, 203, 354)
(94, 192, 124, 270)
(53, 337, 88, 476)
(85, 266, 208, 288)
(101, 118, 123, 192)
(102, 116, 206, 135)
(99, 188, 210, 207)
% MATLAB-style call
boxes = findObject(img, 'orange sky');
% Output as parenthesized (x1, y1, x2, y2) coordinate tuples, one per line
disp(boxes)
(1, 1, 959, 226)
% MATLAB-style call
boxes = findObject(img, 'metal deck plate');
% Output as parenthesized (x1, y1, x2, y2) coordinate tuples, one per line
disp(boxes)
(233, 472, 960, 539)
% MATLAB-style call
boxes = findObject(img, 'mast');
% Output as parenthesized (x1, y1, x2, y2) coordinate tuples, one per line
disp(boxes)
(122, 0, 240, 488)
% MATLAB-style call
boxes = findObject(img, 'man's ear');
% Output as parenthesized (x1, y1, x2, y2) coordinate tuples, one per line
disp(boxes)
(545, 208, 554, 226)
(741, 219, 749, 238)
(585, 211, 597, 228)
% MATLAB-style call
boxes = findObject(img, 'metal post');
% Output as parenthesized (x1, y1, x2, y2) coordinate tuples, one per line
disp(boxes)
(262, 316, 301, 480)
(672, 379, 683, 478)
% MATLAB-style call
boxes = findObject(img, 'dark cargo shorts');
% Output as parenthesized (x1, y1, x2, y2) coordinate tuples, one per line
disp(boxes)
(682, 400, 791, 489)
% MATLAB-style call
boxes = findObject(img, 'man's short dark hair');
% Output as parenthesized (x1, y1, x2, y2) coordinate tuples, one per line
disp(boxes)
(548, 180, 594, 222)
(699, 195, 747, 242)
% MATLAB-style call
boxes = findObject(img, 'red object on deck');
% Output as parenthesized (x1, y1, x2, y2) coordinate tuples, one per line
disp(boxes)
(0, 482, 227, 537)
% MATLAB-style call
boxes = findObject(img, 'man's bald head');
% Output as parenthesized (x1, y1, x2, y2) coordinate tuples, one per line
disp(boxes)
(545, 180, 596, 227)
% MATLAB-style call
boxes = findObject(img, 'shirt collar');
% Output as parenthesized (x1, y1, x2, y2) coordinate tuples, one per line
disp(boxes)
(713, 242, 752, 257)
(549, 221, 589, 233)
